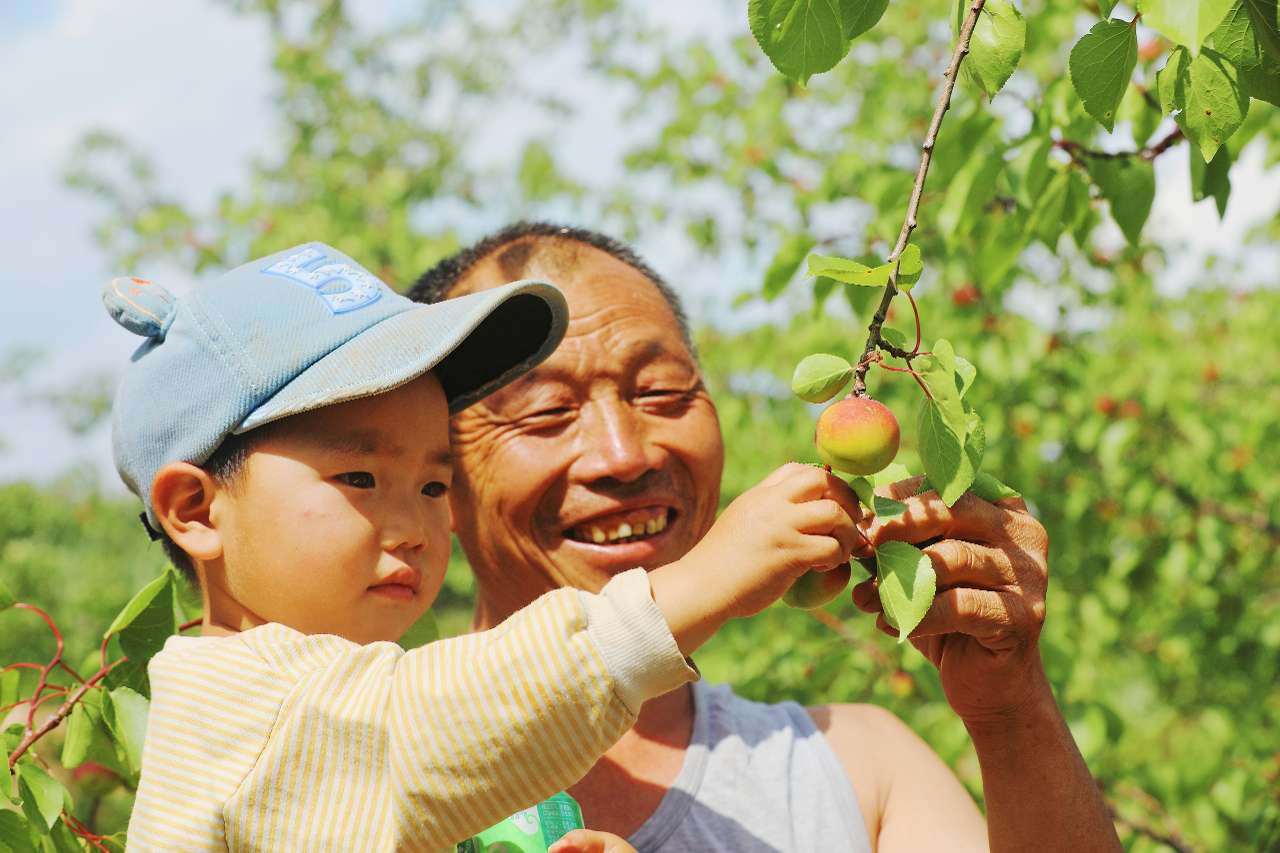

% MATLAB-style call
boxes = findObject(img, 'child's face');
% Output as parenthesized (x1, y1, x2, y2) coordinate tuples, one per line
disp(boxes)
(208, 373, 453, 644)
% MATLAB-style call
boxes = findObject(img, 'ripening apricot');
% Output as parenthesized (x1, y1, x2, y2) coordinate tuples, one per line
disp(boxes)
(815, 397, 900, 476)
(783, 563, 852, 609)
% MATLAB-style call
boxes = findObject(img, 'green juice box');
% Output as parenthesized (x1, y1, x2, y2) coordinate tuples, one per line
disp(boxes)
(456, 791, 585, 853)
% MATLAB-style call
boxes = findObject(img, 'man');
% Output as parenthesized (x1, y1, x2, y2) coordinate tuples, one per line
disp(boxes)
(410, 223, 1120, 852)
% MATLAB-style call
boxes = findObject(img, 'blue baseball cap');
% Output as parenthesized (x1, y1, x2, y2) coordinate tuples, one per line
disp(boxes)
(106, 241, 568, 526)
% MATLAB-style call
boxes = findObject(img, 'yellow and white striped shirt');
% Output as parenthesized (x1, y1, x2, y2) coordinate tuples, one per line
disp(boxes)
(126, 568, 694, 852)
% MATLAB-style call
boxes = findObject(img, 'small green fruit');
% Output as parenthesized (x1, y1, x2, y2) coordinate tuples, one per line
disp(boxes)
(815, 396, 900, 476)
(783, 564, 852, 609)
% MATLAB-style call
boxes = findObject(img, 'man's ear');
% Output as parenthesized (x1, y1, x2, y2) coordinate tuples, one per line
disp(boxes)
(151, 462, 224, 562)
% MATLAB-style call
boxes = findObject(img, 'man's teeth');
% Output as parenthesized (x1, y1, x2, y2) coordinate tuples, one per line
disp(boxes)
(573, 510, 670, 544)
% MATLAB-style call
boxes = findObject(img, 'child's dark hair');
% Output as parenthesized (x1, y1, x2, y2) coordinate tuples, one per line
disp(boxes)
(158, 430, 259, 584)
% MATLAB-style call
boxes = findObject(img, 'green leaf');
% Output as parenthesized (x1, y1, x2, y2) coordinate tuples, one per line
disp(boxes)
(0, 742, 11, 805)
(1084, 157, 1156, 244)
(48, 820, 83, 853)
(60, 691, 124, 774)
(971, 471, 1022, 502)
(963, 0, 1026, 99)
(748, 0, 850, 84)
(808, 245, 923, 289)
(1242, 0, 1280, 63)
(0, 578, 15, 611)
(840, 0, 888, 40)
(1207, 2, 1268, 68)
(1241, 62, 1280, 104)
(1157, 46, 1191, 113)
(104, 687, 149, 778)
(893, 244, 924, 288)
(763, 234, 817, 300)
(1069, 20, 1139, 131)
(880, 327, 909, 351)
(1190, 143, 1233, 216)
(954, 355, 977, 398)
(791, 353, 854, 403)
(1179, 48, 1250, 161)
(1025, 170, 1071, 248)
(917, 398, 969, 508)
(808, 253, 878, 285)
(397, 610, 439, 651)
(1139, 0, 1235, 54)
(871, 462, 913, 487)
(875, 541, 937, 641)
(1009, 134, 1053, 209)
(0, 811, 37, 853)
(16, 762, 65, 831)
(848, 476, 876, 507)
(107, 572, 176, 667)
(937, 146, 1007, 245)
(873, 495, 909, 518)
(0, 669, 20, 710)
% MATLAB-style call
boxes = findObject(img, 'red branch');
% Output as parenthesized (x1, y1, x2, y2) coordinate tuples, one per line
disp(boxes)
(13, 603, 64, 733)
(7, 658, 124, 770)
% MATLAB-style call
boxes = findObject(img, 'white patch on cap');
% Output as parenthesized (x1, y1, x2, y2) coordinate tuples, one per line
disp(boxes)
(261, 244, 385, 314)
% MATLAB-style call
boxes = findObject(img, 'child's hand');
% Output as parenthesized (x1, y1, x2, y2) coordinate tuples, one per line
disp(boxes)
(548, 829, 638, 853)
(650, 463, 863, 654)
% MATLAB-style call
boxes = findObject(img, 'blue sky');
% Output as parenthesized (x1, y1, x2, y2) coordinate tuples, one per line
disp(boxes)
(2, 0, 1277, 490)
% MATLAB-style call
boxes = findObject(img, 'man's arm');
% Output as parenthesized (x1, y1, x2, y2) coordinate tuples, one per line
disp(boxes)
(811, 703, 987, 852)
(847, 479, 1121, 853)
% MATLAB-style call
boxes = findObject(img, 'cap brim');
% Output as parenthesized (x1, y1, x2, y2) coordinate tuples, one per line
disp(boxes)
(235, 279, 567, 432)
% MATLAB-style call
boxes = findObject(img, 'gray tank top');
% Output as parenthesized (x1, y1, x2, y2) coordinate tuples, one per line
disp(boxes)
(627, 681, 873, 853)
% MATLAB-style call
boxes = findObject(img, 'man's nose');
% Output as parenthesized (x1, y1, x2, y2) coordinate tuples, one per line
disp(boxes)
(574, 397, 662, 484)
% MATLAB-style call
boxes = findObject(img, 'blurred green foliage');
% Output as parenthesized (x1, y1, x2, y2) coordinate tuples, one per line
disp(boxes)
(4, 0, 1280, 850)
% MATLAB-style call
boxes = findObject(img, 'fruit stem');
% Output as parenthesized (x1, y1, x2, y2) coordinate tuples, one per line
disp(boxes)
(852, 0, 988, 397)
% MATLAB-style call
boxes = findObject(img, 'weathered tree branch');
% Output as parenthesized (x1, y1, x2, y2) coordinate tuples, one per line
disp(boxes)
(853, 0, 988, 396)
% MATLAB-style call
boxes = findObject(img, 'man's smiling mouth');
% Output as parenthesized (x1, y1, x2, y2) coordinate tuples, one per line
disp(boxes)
(564, 506, 674, 545)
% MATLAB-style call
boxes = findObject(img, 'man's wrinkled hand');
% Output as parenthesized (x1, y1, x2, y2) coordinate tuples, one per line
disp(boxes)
(851, 476, 1051, 724)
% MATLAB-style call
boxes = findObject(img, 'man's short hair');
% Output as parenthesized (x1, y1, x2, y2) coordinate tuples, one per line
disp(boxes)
(408, 221, 695, 355)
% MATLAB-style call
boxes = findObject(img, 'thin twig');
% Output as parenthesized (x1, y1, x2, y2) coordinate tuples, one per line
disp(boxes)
(1055, 126, 1185, 164)
(852, 0, 988, 396)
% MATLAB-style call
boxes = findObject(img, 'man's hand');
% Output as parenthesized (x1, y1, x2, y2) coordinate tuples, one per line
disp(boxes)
(851, 476, 1051, 724)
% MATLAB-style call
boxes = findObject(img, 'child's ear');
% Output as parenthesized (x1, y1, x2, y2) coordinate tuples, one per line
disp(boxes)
(151, 462, 223, 561)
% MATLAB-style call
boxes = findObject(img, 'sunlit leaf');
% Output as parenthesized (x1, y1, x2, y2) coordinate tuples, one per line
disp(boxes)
(1069, 20, 1139, 131)
(1190, 144, 1233, 217)
(105, 687, 150, 779)
(1085, 157, 1156, 244)
(962, 0, 1026, 99)
(875, 540, 937, 641)
(841, 0, 889, 39)
(791, 353, 854, 403)
(1139, 0, 1234, 54)
(17, 762, 65, 830)
(749, 0, 850, 83)
(1179, 48, 1250, 161)
(970, 471, 1022, 502)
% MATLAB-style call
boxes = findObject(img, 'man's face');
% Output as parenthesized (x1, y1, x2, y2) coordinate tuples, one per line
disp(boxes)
(208, 374, 454, 644)
(449, 245, 725, 607)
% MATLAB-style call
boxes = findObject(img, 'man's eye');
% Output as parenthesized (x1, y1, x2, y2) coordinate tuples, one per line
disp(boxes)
(524, 406, 574, 422)
(422, 481, 448, 498)
(336, 472, 376, 489)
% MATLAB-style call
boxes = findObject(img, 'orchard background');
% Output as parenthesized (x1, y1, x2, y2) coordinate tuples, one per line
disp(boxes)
(2, 0, 1278, 850)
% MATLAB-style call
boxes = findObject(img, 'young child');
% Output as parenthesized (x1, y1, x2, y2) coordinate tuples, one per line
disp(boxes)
(108, 243, 860, 851)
